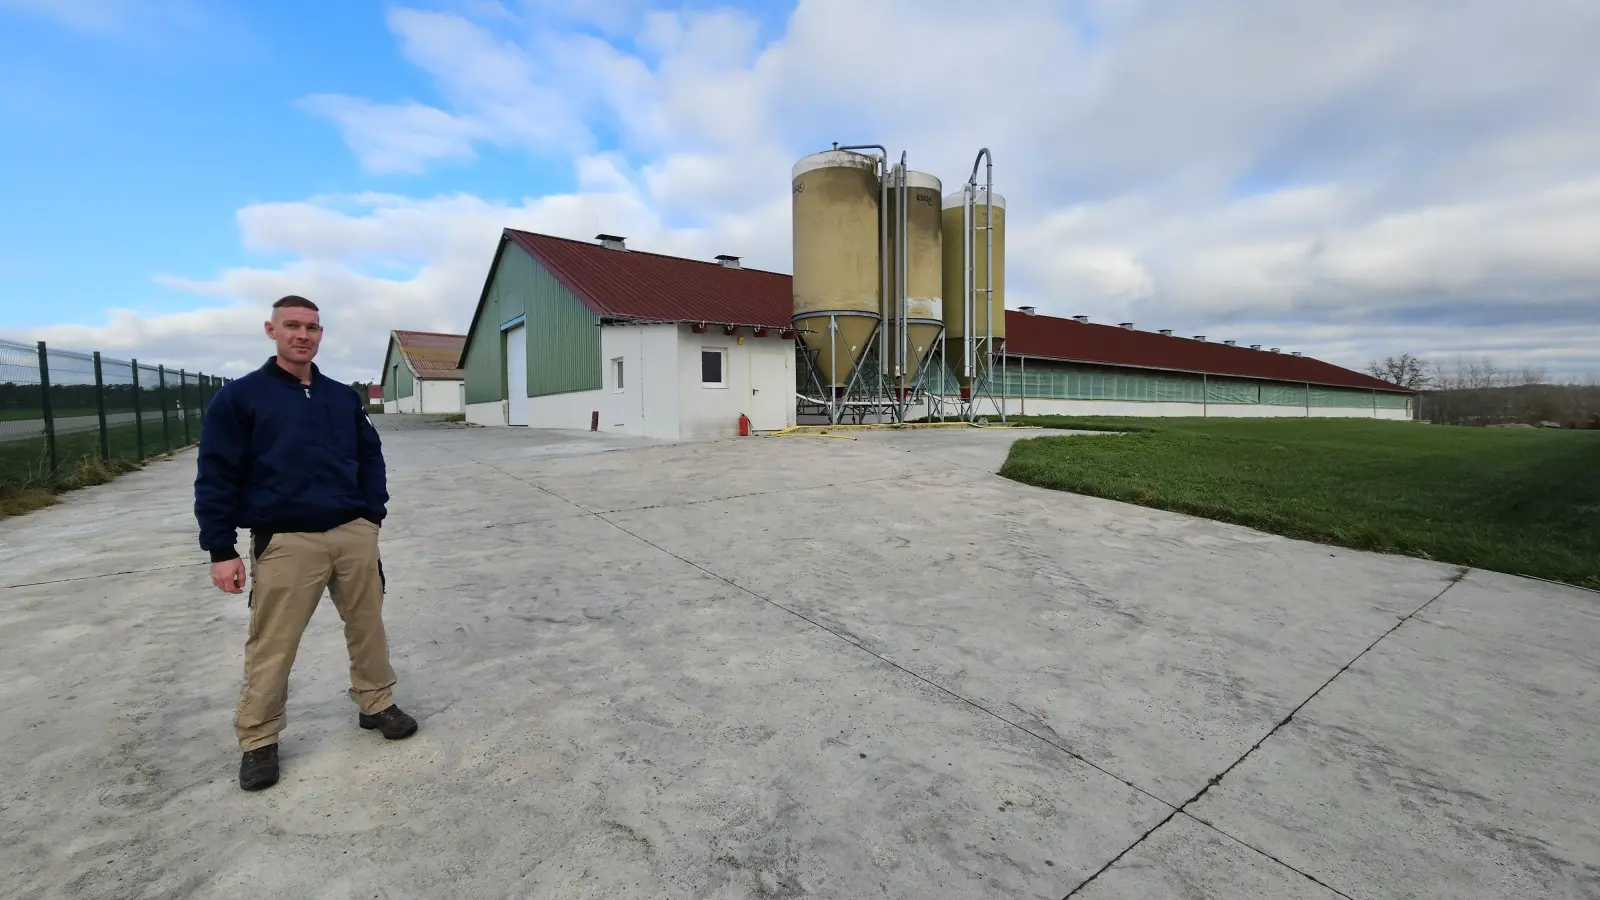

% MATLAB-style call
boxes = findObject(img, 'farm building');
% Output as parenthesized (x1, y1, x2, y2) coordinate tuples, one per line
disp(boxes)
(380, 330, 467, 414)
(458, 230, 797, 439)
(983, 309, 1415, 420)
(455, 228, 1410, 437)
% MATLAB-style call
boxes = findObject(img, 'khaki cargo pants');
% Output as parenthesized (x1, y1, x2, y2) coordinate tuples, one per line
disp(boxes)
(236, 518, 396, 751)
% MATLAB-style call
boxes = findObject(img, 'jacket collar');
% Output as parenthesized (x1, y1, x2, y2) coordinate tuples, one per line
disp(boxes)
(261, 356, 321, 385)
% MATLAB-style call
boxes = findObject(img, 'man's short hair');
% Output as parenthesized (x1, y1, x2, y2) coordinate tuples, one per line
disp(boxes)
(273, 295, 319, 312)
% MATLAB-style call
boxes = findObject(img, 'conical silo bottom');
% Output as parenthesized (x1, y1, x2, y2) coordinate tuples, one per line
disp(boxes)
(941, 337, 974, 390)
(885, 320, 945, 380)
(795, 313, 879, 390)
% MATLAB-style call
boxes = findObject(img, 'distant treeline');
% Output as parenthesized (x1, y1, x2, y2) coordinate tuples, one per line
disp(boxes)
(0, 381, 194, 414)
(1420, 383, 1600, 428)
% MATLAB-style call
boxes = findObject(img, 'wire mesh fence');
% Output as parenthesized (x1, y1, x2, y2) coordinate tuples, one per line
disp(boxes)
(0, 338, 232, 490)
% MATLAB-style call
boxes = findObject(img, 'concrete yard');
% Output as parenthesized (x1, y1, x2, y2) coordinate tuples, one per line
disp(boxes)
(1, 418, 1596, 899)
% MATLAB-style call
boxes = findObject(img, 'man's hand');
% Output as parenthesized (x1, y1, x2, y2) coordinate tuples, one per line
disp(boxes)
(211, 559, 247, 594)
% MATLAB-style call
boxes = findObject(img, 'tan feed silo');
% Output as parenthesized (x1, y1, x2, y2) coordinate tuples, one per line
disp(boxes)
(791, 150, 882, 390)
(940, 188, 1006, 386)
(885, 169, 944, 382)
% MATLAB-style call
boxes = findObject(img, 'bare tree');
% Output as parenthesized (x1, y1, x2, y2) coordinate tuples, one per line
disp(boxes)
(1367, 352, 1433, 390)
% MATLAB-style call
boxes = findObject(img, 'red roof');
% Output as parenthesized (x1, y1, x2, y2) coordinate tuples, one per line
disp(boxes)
(367, 385, 383, 401)
(394, 330, 466, 380)
(504, 230, 792, 329)
(1005, 311, 1410, 393)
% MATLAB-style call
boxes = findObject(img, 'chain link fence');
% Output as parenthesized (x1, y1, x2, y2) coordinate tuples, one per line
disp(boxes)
(0, 338, 232, 490)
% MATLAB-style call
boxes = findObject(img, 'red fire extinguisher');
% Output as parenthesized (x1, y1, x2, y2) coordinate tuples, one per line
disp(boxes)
(738, 413, 751, 437)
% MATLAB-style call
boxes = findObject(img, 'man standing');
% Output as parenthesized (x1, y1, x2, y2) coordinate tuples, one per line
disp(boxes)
(195, 295, 417, 792)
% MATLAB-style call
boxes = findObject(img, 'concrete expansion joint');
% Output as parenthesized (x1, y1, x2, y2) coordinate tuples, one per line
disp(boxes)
(1, 560, 208, 591)
(1060, 569, 1471, 900)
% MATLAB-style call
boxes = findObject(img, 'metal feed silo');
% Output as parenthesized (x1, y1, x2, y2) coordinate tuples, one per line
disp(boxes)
(792, 150, 882, 390)
(940, 187, 1006, 386)
(885, 169, 944, 382)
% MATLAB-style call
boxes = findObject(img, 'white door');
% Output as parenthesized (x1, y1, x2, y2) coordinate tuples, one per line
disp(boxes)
(505, 325, 529, 426)
(748, 349, 791, 431)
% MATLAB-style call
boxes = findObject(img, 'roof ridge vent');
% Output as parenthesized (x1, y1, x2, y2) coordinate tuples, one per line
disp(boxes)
(1159, 329, 1172, 336)
(714, 254, 741, 269)
(596, 233, 627, 250)
(1019, 305, 1037, 315)
(1192, 335, 1206, 342)
(1073, 315, 1089, 323)
(1119, 322, 1134, 330)
(1223, 340, 1236, 346)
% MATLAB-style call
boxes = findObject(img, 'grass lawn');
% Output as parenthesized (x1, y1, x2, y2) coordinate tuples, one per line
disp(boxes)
(0, 421, 194, 517)
(1000, 417, 1600, 590)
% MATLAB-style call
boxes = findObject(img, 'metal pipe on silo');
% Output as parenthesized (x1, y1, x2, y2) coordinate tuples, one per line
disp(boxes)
(967, 148, 994, 378)
(898, 152, 909, 398)
(834, 143, 891, 380)
(963, 183, 974, 381)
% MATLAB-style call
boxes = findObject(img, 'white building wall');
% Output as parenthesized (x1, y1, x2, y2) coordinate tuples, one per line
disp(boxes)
(419, 379, 465, 414)
(466, 400, 505, 426)
(675, 328, 796, 440)
(393, 393, 422, 414)
(512, 325, 796, 440)
(382, 400, 399, 415)
(528, 387, 608, 431)
(528, 325, 680, 438)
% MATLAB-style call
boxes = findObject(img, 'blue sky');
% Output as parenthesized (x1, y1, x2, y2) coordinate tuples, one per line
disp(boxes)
(1, 0, 1596, 383)
(0, 1, 529, 326)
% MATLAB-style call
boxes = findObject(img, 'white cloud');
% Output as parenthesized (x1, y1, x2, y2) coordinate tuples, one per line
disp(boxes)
(38, 0, 1600, 381)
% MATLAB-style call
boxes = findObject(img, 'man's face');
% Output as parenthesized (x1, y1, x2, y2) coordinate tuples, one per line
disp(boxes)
(264, 306, 323, 364)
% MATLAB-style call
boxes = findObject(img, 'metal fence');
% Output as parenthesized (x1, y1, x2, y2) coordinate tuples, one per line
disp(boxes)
(0, 338, 232, 488)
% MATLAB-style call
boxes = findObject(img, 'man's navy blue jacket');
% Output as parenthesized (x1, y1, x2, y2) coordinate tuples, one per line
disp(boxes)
(194, 358, 387, 562)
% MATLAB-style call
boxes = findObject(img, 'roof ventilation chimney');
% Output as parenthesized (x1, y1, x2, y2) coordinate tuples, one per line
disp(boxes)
(1270, 347, 1282, 353)
(1159, 329, 1173, 336)
(1291, 351, 1302, 356)
(1224, 340, 1236, 346)
(1073, 315, 1089, 323)
(1119, 322, 1134, 330)
(1250, 344, 1262, 351)
(714, 254, 741, 269)
(1019, 305, 1037, 316)
(596, 233, 627, 251)
(1193, 335, 1206, 342)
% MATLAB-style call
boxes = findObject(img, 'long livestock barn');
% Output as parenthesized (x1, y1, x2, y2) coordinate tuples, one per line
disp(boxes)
(978, 308, 1413, 420)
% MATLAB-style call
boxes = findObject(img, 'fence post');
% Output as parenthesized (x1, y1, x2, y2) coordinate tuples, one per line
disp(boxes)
(158, 365, 170, 452)
(181, 369, 191, 445)
(131, 360, 144, 460)
(93, 351, 109, 463)
(37, 341, 57, 481)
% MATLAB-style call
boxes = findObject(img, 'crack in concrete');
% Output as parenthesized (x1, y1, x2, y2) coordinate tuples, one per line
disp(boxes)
(1059, 565, 1470, 900)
